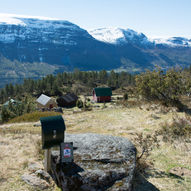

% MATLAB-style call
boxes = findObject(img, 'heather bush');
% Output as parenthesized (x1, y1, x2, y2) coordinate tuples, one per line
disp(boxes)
(133, 132, 160, 173)
(158, 115, 191, 142)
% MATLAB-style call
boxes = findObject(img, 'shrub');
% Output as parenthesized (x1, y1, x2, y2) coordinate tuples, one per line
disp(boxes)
(1, 96, 36, 122)
(135, 67, 185, 110)
(158, 115, 191, 142)
(76, 99, 83, 108)
(133, 132, 160, 174)
(1, 106, 14, 122)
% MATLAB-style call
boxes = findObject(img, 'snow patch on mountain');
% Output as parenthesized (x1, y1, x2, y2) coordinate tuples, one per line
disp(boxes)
(89, 28, 124, 43)
(89, 28, 150, 45)
(0, 13, 90, 44)
(153, 37, 191, 47)
(89, 27, 191, 47)
(0, 14, 26, 26)
(0, 13, 81, 29)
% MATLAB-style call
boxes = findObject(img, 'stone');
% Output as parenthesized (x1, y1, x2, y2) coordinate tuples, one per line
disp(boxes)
(52, 133, 136, 191)
(35, 169, 52, 183)
(28, 163, 43, 173)
(150, 114, 160, 120)
(21, 174, 49, 190)
(169, 167, 191, 178)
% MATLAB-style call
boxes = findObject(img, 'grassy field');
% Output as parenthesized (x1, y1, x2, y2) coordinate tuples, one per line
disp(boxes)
(0, 99, 191, 190)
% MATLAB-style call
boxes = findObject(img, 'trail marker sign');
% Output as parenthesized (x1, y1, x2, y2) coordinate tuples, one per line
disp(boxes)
(60, 142, 74, 163)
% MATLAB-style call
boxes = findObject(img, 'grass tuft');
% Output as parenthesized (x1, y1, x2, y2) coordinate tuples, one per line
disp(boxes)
(158, 114, 191, 142)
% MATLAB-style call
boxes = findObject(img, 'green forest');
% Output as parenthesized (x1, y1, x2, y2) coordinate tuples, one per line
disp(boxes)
(0, 69, 135, 104)
(1, 65, 191, 123)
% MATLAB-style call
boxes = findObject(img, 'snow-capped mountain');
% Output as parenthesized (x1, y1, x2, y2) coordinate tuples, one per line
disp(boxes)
(89, 27, 191, 47)
(0, 13, 92, 45)
(0, 13, 191, 87)
(153, 37, 191, 47)
(89, 28, 151, 45)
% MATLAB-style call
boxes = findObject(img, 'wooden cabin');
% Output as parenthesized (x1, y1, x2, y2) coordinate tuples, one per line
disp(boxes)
(92, 87, 112, 103)
(3, 99, 17, 107)
(56, 93, 78, 108)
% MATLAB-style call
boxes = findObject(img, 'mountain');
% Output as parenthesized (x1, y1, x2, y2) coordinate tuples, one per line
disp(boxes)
(89, 27, 191, 48)
(153, 37, 191, 47)
(0, 14, 191, 87)
(88, 28, 151, 46)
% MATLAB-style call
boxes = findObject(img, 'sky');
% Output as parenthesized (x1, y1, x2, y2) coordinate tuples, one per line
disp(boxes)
(0, 0, 190, 38)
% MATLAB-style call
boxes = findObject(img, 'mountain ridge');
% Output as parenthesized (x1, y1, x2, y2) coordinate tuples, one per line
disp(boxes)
(0, 13, 191, 87)
(0, 13, 190, 47)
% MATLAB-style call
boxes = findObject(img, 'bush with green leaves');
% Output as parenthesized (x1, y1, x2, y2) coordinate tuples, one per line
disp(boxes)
(1, 96, 36, 122)
(135, 67, 185, 109)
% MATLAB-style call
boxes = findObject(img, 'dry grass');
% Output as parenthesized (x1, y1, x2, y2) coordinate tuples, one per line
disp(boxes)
(0, 131, 41, 191)
(146, 141, 191, 191)
(0, 101, 191, 190)
(7, 111, 61, 123)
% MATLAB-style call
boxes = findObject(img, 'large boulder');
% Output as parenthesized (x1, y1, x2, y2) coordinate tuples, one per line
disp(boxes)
(52, 133, 136, 191)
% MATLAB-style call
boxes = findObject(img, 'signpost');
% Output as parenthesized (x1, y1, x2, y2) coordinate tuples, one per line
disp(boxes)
(40, 115, 75, 190)
(40, 115, 73, 169)
(60, 142, 74, 163)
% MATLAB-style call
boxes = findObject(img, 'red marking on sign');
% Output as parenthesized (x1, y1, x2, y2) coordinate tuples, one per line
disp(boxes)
(64, 147, 71, 158)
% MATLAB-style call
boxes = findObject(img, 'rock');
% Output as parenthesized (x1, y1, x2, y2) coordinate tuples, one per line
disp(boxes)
(33, 123, 41, 127)
(53, 133, 136, 191)
(150, 114, 160, 120)
(169, 167, 191, 178)
(22, 165, 53, 189)
(28, 163, 43, 173)
(35, 169, 52, 183)
(21, 174, 49, 190)
(168, 107, 178, 112)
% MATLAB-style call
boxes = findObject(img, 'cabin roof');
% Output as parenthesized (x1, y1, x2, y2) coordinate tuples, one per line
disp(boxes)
(59, 93, 78, 103)
(93, 87, 112, 96)
(36, 94, 51, 106)
(3, 99, 18, 106)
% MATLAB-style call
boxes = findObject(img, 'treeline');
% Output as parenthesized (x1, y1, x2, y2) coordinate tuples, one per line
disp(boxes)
(0, 70, 135, 104)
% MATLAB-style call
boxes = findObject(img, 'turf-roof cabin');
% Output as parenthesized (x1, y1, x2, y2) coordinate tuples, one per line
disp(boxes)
(93, 87, 112, 102)
(56, 93, 78, 108)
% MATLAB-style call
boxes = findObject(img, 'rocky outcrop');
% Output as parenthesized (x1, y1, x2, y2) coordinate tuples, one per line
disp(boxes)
(52, 133, 136, 191)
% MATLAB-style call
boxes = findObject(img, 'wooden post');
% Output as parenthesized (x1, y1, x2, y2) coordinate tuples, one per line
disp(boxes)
(44, 148, 51, 172)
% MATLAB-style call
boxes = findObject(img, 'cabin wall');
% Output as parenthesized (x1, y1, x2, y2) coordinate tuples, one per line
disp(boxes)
(47, 99, 57, 108)
(96, 96, 111, 103)
(37, 99, 57, 109)
(57, 99, 77, 107)
(92, 90, 97, 102)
